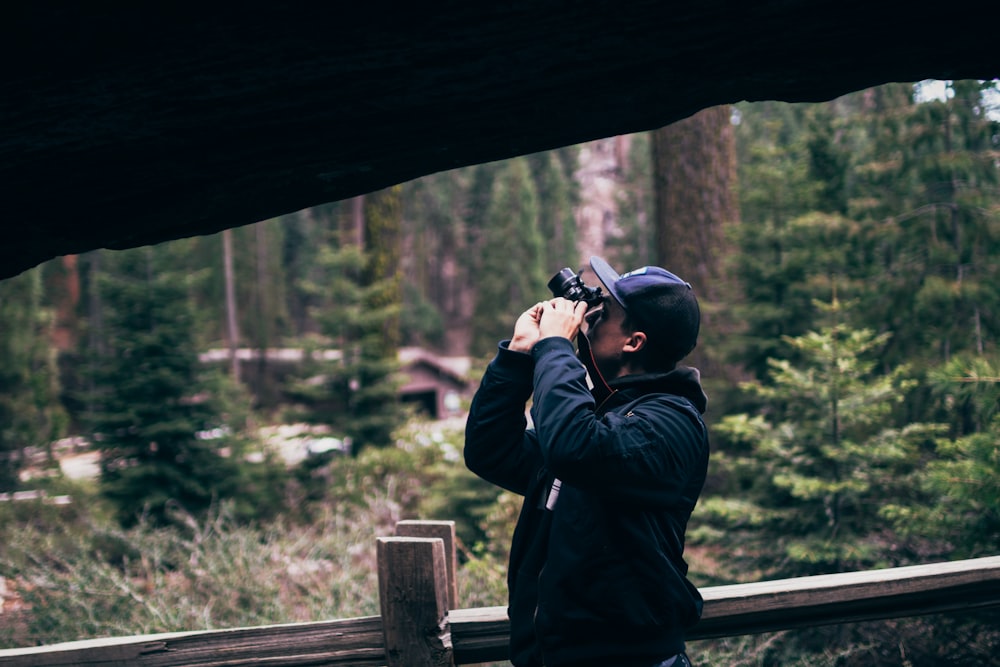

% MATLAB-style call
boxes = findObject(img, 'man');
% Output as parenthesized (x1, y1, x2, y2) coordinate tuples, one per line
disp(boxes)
(464, 256, 709, 667)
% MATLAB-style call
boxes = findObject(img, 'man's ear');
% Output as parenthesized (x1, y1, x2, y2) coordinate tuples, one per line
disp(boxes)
(623, 331, 647, 353)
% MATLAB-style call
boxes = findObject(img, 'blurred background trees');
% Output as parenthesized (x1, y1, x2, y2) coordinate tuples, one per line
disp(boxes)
(1, 78, 998, 663)
(81, 245, 262, 525)
(0, 269, 66, 488)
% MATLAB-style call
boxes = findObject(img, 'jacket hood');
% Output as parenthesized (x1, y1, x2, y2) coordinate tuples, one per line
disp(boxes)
(608, 365, 708, 414)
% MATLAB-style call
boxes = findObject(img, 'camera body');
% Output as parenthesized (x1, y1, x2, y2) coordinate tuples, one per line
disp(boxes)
(547, 268, 603, 308)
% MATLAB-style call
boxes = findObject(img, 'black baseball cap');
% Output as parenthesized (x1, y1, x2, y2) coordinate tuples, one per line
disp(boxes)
(589, 256, 700, 363)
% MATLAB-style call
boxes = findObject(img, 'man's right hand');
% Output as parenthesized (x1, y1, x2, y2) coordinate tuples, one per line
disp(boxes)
(509, 302, 546, 352)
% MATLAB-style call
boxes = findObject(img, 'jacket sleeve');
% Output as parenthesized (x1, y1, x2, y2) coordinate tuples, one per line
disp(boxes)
(463, 342, 543, 496)
(529, 337, 706, 507)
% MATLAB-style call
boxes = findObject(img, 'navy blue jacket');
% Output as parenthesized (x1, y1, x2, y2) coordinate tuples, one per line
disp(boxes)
(464, 337, 709, 667)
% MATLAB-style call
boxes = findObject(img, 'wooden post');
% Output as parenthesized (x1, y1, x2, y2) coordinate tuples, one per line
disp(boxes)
(395, 520, 459, 610)
(377, 536, 455, 667)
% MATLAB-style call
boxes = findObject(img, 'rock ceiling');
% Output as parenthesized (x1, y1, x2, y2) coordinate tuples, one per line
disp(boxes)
(3, 2, 998, 279)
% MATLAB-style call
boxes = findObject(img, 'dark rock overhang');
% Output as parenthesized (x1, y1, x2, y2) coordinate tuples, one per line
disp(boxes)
(4, 2, 998, 280)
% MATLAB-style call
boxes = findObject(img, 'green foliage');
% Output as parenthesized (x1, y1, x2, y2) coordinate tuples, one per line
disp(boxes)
(528, 147, 579, 273)
(170, 220, 296, 350)
(85, 247, 266, 526)
(0, 267, 67, 489)
(927, 355, 1000, 434)
(400, 281, 446, 347)
(705, 299, 943, 576)
(0, 420, 513, 650)
(732, 81, 1000, 396)
(399, 174, 459, 347)
(728, 103, 843, 379)
(5, 80, 1000, 662)
(295, 419, 503, 551)
(847, 81, 1000, 371)
(288, 240, 406, 454)
(0, 503, 382, 647)
(363, 187, 404, 353)
(471, 156, 548, 356)
(884, 363, 1000, 557)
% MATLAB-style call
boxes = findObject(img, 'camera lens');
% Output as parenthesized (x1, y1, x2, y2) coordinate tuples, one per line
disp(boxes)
(547, 268, 580, 299)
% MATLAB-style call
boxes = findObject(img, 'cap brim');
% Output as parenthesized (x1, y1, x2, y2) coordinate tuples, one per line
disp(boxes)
(589, 256, 626, 308)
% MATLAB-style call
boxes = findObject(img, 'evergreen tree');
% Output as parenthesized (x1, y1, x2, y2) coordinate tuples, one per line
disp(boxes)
(280, 206, 340, 337)
(0, 268, 66, 489)
(704, 298, 943, 577)
(470, 157, 547, 356)
(729, 80, 999, 418)
(528, 147, 579, 272)
(86, 247, 249, 525)
(289, 190, 406, 456)
(729, 101, 831, 380)
(848, 81, 1000, 371)
(401, 170, 466, 349)
(804, 104, 850, 215)
(358, 187, 406, 450)
(883, 357, 1000, 557)
(886, 414, 1000, 559)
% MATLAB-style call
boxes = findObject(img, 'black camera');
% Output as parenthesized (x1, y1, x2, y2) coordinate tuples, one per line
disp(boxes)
(547, 267, 603, 308)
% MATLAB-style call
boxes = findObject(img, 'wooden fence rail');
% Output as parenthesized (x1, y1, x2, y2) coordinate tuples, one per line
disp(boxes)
(1, 520, 998, 666)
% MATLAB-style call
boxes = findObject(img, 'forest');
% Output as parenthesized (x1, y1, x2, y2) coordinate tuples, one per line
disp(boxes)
(1, 79, 999, 665)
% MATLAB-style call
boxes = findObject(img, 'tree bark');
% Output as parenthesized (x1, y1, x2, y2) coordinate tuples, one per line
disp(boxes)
(222, 229, 240, 382)
(651, 106, 740, 377)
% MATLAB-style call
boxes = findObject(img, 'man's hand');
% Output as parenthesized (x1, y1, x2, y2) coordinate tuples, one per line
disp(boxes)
(509, 302, 546, 352)
(539, 298, 588, 342)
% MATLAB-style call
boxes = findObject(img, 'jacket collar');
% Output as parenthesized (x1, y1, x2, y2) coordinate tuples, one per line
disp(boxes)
(606, 365, 708, 414)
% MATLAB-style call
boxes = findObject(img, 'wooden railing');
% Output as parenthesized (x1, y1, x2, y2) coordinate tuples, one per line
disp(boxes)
(2, 520, 999, 666)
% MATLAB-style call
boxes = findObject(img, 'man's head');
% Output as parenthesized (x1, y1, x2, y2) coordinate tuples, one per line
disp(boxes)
(588, 256, 700, 372)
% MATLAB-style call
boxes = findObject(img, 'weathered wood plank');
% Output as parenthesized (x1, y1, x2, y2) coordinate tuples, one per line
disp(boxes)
(449, 606, 510, 666)
(0, 616, 385, 666)
(447, 557, 1000, 663)
(2, 556, 998, 665)
(377, 537, 454, 667)
(693, 555, 1000, 639)
(394, 520, 459, 610)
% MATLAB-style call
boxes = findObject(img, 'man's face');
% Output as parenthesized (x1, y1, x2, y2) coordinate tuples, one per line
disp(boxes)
(584, 297, 634, 380)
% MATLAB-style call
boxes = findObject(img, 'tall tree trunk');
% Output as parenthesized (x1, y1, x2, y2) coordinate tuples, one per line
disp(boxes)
(351, 195, 365, 248)
(651, 106, 740, 378)
(364, 186, 403, 354)
(254, 221, 277, 405)
(575, 138, 621, 261)
(222, 228, 240, 382)
(45, 254, 80, 352)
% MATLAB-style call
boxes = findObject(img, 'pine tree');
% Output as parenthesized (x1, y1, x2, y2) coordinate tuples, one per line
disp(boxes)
(470, 157, 547, 356)
(883, 358, 1000, 557)
(86, 247, 247, 525)
(705, 298, 943, 577)
(400, 170, 466, 349)
(0, 268, 66, 489)
(729, 101, 830, 380)
(887, 414, 1000, 559)
(848, 81, 1000, 370)
(289, 190, 406, 456)
(357, 187, 406, 450)
(528, 148, 579, 272)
